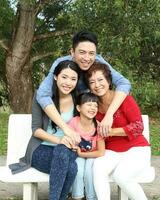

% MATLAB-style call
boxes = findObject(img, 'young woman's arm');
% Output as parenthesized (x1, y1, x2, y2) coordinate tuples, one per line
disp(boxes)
(32, 92, 76, 148)
(77, 139, 105, 158)
(34, 128, 73, 148)
(44, 105, 81, 145)
(34, 128, 60, 144)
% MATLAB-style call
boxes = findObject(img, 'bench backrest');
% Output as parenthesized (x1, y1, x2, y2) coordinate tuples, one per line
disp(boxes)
(6, 114, 150, 165)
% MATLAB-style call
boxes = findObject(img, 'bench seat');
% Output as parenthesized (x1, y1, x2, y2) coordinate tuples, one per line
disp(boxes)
(0, 114, 155, 200)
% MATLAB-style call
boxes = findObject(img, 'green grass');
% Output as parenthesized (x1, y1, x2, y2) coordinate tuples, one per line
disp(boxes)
(0, 112, 9, 155)
(150, 117, 160, 155)
(0, 112, 160, 156)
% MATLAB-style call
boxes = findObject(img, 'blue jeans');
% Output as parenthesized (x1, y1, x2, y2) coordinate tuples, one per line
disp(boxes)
(71, 157, 97, 200)
(31, 144, 77, 200)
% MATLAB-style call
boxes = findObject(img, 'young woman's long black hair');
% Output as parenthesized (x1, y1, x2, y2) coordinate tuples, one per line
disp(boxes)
(51, 60, 81, 132)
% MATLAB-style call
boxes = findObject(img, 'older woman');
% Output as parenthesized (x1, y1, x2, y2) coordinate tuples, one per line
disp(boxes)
(85, 62, 150, 200)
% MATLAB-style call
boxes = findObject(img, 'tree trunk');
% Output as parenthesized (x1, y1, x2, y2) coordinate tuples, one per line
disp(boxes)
(6, 3, 36, 113)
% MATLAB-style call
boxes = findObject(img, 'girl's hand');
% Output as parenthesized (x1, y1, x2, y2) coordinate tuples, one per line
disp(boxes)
(76, 146, 82, 156)
(72, 146, 82, 155)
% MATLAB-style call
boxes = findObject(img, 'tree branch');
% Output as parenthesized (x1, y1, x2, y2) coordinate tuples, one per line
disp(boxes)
(0, 40, 9, 51)
(33, 30, 71, 41)
(31, 51, 54, 63)
(34, 0, 57, 15)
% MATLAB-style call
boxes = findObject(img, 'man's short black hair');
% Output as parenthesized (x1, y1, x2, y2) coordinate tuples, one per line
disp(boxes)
(72, 30, 98, 50)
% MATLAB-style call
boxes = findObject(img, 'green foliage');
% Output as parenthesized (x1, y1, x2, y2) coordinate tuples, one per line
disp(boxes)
(32, 0, 73, 89)
(0, 0, 14, 38)
(0, 1, 14, 106)
(128, 73, 160, 113)
(68, 0, 160, 112)
(0, 0, 159, 112)
(0, 49, 9, 107)
(135, 82, 159, 113)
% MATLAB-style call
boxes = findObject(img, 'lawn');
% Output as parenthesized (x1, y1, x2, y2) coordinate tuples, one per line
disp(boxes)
(0, 112, 9, 155)
(150, 117, 160, 155)
(0, 111, 160, 156)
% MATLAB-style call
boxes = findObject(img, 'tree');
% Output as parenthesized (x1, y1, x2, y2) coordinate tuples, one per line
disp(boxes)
(1, 0, 159, 113)
(68, 0, 160, 112)
(0, 0, 71, 113)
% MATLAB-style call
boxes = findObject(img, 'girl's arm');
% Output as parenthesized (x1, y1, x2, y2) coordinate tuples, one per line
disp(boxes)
(34, 128, 61, 144)
(77, 139, 105, 158)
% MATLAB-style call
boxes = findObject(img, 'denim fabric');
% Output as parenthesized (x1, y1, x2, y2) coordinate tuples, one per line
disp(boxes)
(72, 157, 97, 200)
(32, 144, 77, 200)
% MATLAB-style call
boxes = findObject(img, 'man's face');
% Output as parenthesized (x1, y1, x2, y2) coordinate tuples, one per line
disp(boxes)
(71, 41, 96, 71)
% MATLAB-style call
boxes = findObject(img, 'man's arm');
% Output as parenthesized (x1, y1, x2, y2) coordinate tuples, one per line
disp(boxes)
(96, 55, 131, 135)
(96, 54, 131, 93)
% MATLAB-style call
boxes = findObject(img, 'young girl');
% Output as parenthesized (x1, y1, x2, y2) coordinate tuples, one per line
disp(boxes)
(10, 60, 81, 200)
(68, 92, 105, 200)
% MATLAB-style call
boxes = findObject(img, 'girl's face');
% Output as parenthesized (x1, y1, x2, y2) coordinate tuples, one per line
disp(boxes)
(77, 101, 98, 119)
(88, 70, 110, 97)
(55, 68, 78, 95)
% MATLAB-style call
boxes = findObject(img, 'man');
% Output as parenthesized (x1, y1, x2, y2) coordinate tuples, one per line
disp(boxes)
(36, 30, 131, 143)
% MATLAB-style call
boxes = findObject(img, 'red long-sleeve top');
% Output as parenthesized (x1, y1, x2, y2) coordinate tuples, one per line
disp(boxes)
(96, 95, 150, 152)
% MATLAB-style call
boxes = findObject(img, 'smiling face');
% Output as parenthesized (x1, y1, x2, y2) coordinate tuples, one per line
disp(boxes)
(77, 101, 98, 119)
(71, 41, 96, 71)
(88, 70, 110, 97)
(54, 67, 78, 95)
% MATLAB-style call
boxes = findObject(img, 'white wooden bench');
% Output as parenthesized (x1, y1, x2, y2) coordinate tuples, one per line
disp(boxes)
(0, 114, 155, 200)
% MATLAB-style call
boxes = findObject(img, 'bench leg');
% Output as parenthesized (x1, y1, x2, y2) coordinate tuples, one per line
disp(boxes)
(23, 183, 38, 200)
(118, 186, 128, 200)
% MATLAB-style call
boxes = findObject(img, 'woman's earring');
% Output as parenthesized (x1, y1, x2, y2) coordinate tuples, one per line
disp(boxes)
(54, 76, 57, 81)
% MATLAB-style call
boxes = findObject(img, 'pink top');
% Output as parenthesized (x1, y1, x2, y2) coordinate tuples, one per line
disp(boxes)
(68, 116, 102, 151)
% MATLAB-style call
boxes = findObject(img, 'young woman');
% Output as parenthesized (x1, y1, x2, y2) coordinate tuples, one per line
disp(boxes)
(68, 92, 105, 200)
(85, 62, 151, 200)
(10, 60, 81, 200)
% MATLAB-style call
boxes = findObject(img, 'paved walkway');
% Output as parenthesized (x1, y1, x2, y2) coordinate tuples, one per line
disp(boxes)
(0, 156, 160, 200)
